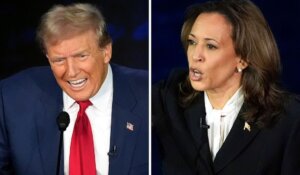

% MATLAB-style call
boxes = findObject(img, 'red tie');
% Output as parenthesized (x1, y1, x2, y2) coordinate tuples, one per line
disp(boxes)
(69, 100, 96, 175)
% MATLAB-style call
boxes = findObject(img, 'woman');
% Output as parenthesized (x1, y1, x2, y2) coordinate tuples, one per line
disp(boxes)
(152, 0, 300, 174)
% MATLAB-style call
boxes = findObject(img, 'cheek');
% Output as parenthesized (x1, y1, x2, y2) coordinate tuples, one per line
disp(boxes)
(220, 59, 237, 74)
(88, 59, 105, 80)
(186, 48, 193, 62)
(50, 65, 65, 79)
(81, 56, 102, 74)
(207, 62, 231, 79)
(205, 60, 237, 86)
(208, 52, 237, 71)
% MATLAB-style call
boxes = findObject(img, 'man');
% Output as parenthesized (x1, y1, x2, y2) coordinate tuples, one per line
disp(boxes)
(0, 3, 148, 175)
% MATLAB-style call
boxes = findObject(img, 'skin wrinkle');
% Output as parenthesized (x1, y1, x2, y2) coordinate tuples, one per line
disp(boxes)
(46, 29, 112, 101)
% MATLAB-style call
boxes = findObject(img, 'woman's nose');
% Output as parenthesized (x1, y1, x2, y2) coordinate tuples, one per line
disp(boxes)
(192, 45, 204, 62)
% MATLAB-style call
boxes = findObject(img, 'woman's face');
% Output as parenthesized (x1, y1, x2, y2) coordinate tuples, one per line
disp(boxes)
(187, 12, 244, 94)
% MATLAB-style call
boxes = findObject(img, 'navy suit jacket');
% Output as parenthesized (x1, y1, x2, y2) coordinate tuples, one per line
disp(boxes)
(152, 69, 300, 175)
(0, 64, 148, 175)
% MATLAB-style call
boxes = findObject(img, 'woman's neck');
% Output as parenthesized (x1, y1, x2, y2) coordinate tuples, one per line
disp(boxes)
(205, 84, 241, 109)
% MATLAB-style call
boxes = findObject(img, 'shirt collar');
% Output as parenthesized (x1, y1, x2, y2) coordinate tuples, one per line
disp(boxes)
(204, 87, 244, 114)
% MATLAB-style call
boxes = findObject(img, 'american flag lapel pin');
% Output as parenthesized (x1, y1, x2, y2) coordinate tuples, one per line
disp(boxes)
(243, 122, 251, 132)
(126, 122, 134, 131)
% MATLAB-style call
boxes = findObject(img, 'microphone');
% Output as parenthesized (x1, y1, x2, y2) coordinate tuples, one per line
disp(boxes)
(57, 112, 70, 131)
(56, 112, 70, 175)
(107, 145, 117, 157)
(200, 118, 210, 129)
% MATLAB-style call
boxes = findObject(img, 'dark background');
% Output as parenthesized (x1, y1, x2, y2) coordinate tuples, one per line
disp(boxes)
(152, 0, 300, 94)
(0, 0, 148, 80)
(152, 0, 300, 174)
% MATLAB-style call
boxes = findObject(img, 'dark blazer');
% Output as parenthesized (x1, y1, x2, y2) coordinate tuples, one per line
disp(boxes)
(152, 69, 300, 175)
(0, 64, 148, 175)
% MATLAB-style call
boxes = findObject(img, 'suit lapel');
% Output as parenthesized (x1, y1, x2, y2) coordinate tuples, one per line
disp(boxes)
(184, 93, 214, 174)
(108, 65, 141, 175)
(184, 93, 206, 147)
(214, 111, 260, 173)
(35, 81, 63, 175)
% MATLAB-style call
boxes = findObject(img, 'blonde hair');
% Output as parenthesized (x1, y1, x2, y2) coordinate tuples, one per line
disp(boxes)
(37, 3, 111, 53)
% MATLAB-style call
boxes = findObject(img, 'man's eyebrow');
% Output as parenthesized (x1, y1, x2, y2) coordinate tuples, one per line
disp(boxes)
(70, 50, 89, 57)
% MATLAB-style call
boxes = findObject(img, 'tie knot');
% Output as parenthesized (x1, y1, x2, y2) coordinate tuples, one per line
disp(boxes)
(77, 100, 92, 113)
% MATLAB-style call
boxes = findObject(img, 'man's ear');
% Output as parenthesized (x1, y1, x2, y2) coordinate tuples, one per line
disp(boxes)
(46, 54, 51, 63)
(102, 43, 112, 63)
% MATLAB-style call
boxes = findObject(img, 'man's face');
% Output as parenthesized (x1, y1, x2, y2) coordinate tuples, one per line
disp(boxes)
(46, 30, 112, 101)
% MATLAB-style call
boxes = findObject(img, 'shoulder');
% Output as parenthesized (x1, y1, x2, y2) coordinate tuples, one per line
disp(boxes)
(1, 66, 52, 83)
(282, 94, 300, 119)
(111, 64, 147, 81)
(111, 63, 148, 101)
(271, 94, 300, 132)
(0, 66, 58, 96)
(153, 68, 188, 95)
(111, 64, 148, 88)
(152, 68, 188, 102)
(152, 68, 188, 122)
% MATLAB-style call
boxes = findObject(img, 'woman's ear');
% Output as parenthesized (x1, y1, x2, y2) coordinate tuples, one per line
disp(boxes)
(237, 58, 248, 70)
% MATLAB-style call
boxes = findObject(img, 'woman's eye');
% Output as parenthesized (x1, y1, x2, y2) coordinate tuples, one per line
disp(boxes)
(187, 39, 197, 45)
(207, 44, 217, 50)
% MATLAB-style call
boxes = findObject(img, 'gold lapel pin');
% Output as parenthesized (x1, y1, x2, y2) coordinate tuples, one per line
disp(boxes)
(243, 122, 251, 132)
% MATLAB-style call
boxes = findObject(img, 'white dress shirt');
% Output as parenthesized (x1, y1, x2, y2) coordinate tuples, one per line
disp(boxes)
(63, 65, 113, 175)
(205, 87, 244, 160)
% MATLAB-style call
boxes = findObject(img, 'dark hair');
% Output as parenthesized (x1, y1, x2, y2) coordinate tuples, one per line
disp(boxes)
(179, 0, 285, 128)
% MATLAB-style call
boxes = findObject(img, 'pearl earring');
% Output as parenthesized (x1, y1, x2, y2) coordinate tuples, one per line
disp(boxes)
(237, 68, 242, 73)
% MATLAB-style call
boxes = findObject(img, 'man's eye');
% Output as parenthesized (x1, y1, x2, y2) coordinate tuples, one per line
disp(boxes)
(52, 58, 65, 64)
(78, 54, 88, 60)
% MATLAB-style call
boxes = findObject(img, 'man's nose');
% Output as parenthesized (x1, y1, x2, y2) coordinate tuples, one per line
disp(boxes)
(66, 58, 79, 77)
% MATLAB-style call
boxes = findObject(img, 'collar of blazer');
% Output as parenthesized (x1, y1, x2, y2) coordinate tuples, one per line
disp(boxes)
(184, 92, 260, 174)
(213, 105, 260, 173)
(36, 65, 143, 175)
(183, 92, 214, 174)
(108, 65, 143, 175)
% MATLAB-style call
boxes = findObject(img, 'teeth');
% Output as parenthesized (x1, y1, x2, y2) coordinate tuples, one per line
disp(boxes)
(68, 79, 86, 88)
(193, 69, 202, 77)
(69, 79, 85, 84)
(194, 72, 201, 77)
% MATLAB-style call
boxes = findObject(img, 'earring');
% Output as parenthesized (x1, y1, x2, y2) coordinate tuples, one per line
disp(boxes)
(237, 68, 242, 73)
